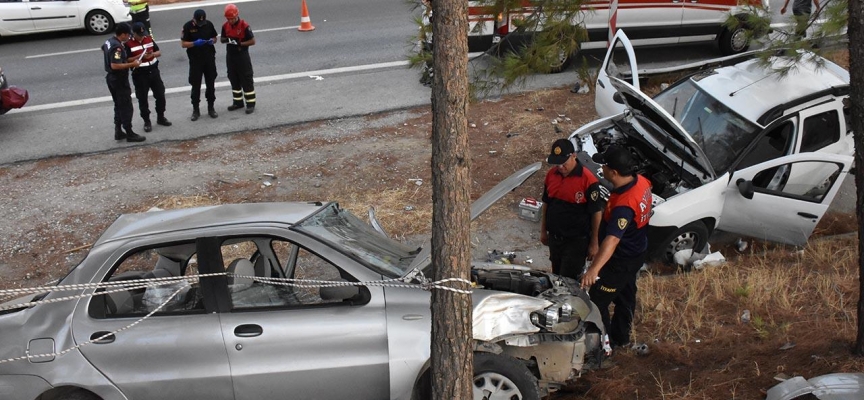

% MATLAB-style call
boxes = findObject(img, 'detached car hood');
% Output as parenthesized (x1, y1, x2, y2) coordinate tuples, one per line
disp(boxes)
(409, 162, 542, 275)
(611, 77, 716, 179)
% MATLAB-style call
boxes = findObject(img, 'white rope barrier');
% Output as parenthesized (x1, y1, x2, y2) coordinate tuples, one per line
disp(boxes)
(0, 269, 473, 364)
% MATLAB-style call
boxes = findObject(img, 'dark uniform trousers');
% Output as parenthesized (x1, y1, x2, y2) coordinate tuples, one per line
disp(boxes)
(548, 234, 588, 280)
(131, 8, 151, 33)
(106, 74, 133, 130)
(132, 68, 165, 120)
(588, 254, 645, 347)
(227, 51, 255, 108)
(189, 58, 217, 107)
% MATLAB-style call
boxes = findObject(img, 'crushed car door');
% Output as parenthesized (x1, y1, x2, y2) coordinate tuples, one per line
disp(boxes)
(72, 238, 233, 400)
(215, 232, 390, 400)
(717, 153, 853, 246)
(595, 29, 639, 118)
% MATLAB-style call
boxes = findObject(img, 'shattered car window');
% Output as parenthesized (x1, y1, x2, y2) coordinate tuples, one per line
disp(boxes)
(295, 203, 420, 278)
(654, 79, 761, 174)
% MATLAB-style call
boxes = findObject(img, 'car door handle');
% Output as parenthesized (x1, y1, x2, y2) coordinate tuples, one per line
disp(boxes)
(30, 6, 41, 10)
(234, 324, 263, 337)
(597, 80, 605, 89)
(798, 212, 818, 219)
(90, 332, 116, 344)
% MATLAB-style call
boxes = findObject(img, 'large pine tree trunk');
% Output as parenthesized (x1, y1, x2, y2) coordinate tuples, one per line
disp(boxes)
(850, 0, 864, 355)
(429, 0, 473, 397)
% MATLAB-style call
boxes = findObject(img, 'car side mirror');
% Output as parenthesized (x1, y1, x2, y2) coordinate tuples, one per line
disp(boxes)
(736, 179, 754, 200)
(612, 92, 624, 104)
(320, 285, 359, 301)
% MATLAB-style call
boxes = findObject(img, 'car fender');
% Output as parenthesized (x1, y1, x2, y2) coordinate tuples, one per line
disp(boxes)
(649, 172, 729, 229)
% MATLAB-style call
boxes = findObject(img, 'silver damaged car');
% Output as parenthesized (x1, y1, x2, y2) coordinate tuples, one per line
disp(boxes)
(0, 163, 609, 400)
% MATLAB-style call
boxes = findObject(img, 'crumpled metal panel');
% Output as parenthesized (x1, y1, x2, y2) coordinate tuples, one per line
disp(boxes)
(766, 373, 864, 400)
(472, 293, 551, 342)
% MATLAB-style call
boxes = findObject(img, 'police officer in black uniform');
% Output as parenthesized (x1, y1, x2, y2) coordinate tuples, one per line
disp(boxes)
(181, 9, 219, 121)
(581, 145, 653, 351)
(102, 23, 145, 143)
(126, 22, 171, 132)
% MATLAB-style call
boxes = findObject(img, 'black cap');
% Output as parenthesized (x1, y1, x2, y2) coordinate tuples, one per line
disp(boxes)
(592, 145, 635, 175)
(547, 139, 575, 165)
(194, 9, 207, 21)
(131, 22, 146, 36)
(115, 22, 131, 35)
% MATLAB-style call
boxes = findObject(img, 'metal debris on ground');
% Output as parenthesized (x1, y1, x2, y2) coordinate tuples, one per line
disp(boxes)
(486, 249, 517, 264)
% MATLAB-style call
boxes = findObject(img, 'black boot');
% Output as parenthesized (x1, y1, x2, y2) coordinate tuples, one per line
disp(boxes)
(157, 114, 172, 126)
(245, 106, 255, 115)
(191, 106, 200, 121)
(143, 118, 152, 133)
(208, 103, 218, 118)
(114, 124, 126, 140)
(125, 128, 146, 143)
(227, 103, 244, 111)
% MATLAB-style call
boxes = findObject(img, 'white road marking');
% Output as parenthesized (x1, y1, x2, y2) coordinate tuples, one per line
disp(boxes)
(10, 60, 410, 114)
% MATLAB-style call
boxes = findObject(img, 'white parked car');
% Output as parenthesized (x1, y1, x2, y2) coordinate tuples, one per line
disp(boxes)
(0, 0, 130, 37)
(572, 30, 853, 261)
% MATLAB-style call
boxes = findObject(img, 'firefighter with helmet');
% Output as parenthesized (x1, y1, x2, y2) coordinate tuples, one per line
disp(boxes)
(221, 3, 257, 114)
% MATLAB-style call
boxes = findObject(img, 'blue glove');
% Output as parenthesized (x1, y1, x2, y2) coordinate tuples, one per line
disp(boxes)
(207, 38, 216, 45)
(193, 39, 206, 47)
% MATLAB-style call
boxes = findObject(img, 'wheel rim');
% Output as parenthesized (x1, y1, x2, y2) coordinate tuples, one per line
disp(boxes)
(89, 14, 110, 33)
(666, 231, 700, 260)
(730, 28, 748, 52)
(473, 372, 523, 400)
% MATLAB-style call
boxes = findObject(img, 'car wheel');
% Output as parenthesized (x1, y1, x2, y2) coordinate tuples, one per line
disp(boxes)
(719, 25, 750, 55)
(86, 10, 115, 35)
(473, 352, 540, 400)
(547, 48, 573, 74)
(660, 221, 710, 263)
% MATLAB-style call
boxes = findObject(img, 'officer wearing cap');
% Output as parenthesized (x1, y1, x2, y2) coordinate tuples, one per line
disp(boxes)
(181, 9, 219, 121)
(125, 22, 171, 133)
(581, 145, 653, 350)
(221, 4, 257, 114)
(101, 22, 145, 143)
(541, 138, 607, 280)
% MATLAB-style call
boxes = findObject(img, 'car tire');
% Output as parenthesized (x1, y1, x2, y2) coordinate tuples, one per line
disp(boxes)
(85, 10, 115, 35)
(59, 390, 100, 400)
(659, 221, 710, 264)
(719, 25, 750, 55)
(473, 352, 540, 400)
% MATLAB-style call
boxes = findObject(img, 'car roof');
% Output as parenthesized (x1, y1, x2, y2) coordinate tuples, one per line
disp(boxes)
(692, 54, 849, 125)
(95, 202, 326, 245)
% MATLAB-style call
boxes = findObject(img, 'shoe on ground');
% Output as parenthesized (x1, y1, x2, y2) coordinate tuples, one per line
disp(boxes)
(191, 110, 200, 121)
(156, 116, 172, 126)
(245, 107, 255, 114)
(114, 131, 126, 140)
(143, 121, 152, 133)
(125, 131, 146, 142)
(227, 104, 244, 111)
(208, 108, 218, 118)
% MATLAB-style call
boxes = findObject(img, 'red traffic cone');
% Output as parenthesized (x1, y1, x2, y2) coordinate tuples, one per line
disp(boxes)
(299, 0, 315, 32)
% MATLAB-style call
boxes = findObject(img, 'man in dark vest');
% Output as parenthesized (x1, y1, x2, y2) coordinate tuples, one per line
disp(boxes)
(125, 22, 171, 133)
(102, 23, 145, 142)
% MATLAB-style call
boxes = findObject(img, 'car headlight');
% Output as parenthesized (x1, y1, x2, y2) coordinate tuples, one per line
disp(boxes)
(530, 302, 573, 330)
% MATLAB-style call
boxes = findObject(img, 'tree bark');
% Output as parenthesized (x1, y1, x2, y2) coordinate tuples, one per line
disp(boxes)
(429, 0, 473, 397)
(849, 0, 864, 356)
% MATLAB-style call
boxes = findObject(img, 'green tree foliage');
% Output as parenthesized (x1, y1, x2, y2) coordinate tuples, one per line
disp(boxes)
(408, 0, 590, 96)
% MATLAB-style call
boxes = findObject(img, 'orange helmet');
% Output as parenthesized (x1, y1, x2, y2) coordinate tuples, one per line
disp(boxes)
(224, 4, 239, 19)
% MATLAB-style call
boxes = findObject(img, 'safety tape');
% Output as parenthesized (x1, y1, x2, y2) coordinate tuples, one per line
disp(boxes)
(0, 271, 471, 365)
